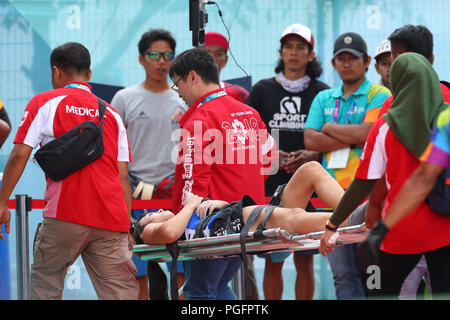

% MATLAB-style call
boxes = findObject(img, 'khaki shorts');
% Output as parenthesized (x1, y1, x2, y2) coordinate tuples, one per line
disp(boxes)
(30, 218, 139, 300)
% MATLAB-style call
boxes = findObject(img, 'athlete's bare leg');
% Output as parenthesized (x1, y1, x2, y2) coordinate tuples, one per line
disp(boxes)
(280, 161, 344, 209)
(243, 161, 351, 235)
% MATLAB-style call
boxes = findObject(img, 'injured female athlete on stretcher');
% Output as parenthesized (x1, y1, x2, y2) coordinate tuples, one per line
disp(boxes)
(132, 161, 366, 248)
(131, 161, 366, 300)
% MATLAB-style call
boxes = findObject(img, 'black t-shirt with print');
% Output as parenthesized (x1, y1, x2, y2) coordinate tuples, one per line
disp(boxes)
(247, 77, 329, 195)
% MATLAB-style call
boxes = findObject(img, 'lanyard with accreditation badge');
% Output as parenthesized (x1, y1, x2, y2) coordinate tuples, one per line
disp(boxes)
(64, 83, 91, 92)
(327, 96, 360, 170)
(196, 90, 227, 109)
(333, 97, 359, 125)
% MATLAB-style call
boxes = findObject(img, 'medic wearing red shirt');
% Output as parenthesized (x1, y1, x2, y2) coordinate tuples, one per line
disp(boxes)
(0, 42, 138, 300)
(169, 47, 275, 214)
(320, 53, 450, 298)
(168, 46, 276, 300)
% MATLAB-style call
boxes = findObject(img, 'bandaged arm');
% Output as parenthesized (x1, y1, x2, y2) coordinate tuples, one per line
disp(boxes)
(329, 178, 378, 227)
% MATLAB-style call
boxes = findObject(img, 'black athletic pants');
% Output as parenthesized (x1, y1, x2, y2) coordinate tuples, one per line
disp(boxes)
(369, 245, 450, 299)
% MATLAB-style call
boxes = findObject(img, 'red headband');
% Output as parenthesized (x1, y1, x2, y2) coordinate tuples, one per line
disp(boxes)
(204, 31, 229, 51)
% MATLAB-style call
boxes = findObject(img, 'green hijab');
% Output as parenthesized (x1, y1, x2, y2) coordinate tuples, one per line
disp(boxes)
(383, 52, 447, 159)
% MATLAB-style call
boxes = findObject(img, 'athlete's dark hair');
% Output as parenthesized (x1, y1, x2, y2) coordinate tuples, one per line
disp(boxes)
(169, 47, 219, 85)
(138, 29, 176, 54)
(50, 42, 91, 76)
(388, 25, 433, 63)
(274, 41, 323, 79)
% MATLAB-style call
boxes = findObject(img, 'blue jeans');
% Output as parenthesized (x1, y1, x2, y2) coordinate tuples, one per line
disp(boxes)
(182, 257, 242, 300)
(326, 201, 367, 299)
(327, 243, 365, 299)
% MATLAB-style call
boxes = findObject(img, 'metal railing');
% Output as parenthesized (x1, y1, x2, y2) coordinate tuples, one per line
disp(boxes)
(15, 194, 32, 300)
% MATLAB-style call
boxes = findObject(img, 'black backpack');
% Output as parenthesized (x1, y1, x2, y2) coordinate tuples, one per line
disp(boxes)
(425, 81, 450, 216)
(426, 167, 450, 216)
(193, 196, 256, 239)
(34, 98, 106, 181)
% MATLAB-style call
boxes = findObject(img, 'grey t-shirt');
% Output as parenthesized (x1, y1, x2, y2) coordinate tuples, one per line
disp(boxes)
(111, 83, 187, 185)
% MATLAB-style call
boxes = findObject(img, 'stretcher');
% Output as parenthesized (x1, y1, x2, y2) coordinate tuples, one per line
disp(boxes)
(134, 223, 367, 299)
(133, 223, 367, 262)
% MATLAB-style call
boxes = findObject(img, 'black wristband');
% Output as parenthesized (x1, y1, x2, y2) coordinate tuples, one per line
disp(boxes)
(350, 144, 357, 149)
(201, 197, 210, 203)
(325, 223, 338, 232)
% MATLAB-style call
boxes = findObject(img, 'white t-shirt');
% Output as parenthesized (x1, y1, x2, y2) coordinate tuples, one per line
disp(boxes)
(111, 83, 187, 184)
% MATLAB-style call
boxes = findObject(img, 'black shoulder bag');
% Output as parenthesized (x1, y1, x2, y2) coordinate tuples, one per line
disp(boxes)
(34, 98, 106, 181)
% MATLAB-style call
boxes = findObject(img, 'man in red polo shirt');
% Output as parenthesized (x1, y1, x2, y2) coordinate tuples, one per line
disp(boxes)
(169, 47, 275, 299)
(0, 42, 138, 299)
(170, 48, 274, 215)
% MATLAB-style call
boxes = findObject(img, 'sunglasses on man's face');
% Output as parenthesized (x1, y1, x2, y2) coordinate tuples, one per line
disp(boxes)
(144, 50, 175, 61)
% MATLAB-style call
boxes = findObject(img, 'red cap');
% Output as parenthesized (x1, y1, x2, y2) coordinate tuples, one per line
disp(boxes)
(204, 31, 229, 51)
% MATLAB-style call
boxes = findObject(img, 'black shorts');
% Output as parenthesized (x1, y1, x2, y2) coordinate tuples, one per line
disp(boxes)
(194, 195, 257, 238)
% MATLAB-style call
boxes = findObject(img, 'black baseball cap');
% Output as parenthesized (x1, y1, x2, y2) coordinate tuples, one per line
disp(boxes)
(333, 32, 367, 58)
